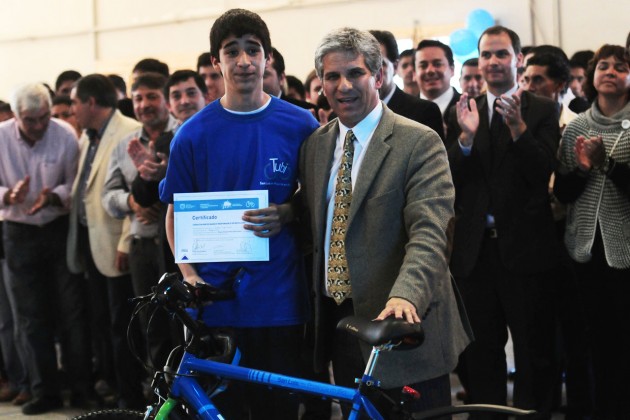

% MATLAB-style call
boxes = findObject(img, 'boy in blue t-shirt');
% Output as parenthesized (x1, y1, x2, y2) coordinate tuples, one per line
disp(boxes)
(159, 8, 318, 419)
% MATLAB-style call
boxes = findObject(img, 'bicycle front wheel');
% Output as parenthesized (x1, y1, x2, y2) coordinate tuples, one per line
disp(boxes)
(71, 409, 145, 420)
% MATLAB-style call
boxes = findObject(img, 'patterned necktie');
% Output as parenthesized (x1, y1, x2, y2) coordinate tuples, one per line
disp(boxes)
(327, 130, 356, 305)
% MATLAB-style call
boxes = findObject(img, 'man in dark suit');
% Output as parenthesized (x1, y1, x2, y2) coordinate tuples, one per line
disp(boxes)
(369, 30, 444, 139)
(415, 39, 461, 120)
(299, 27, 471, 417)
(446, 26, 560, 418)
(263, 47, 317, 111)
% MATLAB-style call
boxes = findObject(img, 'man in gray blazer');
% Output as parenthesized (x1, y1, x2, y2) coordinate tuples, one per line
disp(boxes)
(299, 27, 471, 415)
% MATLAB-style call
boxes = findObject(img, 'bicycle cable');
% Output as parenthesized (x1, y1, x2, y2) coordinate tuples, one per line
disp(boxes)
(145, 304, 161, 370)
(127, 299, 150, 369)
(127, 296, 205, 381)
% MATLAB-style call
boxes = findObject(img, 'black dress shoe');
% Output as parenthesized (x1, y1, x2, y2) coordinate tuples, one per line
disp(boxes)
(21, 395, 64, 415)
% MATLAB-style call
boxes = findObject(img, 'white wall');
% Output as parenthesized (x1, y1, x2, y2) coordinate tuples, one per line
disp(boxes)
(0, 0, 628, 101)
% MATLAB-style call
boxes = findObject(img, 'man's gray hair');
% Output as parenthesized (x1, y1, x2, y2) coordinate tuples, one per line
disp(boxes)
(314, 27, 382, 79)
(11, 83, 52, 118)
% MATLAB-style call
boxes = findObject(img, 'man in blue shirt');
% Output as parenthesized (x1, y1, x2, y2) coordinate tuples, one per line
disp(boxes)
(159, 8, 319, 419)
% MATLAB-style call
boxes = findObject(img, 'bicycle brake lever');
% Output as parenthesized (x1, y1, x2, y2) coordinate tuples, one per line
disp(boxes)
(129, 293, 153, 304)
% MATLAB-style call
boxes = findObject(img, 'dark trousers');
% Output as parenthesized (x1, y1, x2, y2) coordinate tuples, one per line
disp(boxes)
(320, 297, 451, 419)
(551, 221, 592, 420)
(574, 231, 630, 420)
(79, 225, 144, 406)
(455, 235, 555, 420)
(3, 217, 91, 398)
(129, 237, 174, 370)
(213, 325, 303, 420)
(300, 254, 333, 420)
(0, 258, 29, 392)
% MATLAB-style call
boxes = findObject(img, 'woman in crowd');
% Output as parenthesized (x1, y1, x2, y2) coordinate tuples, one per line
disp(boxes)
(554, 44, 630, 420)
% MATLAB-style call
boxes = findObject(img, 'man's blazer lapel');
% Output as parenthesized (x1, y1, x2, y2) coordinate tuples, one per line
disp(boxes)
(348, 107, 393, 224)
(313, 122, 337, 244)
(88, 112, 121, 188)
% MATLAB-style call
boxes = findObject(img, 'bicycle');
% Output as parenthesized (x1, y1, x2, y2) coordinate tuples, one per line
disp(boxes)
(73, 272, 536, 420)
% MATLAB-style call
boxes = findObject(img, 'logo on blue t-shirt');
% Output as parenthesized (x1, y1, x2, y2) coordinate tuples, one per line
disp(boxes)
(263, 157, 292, 183)
(264, 157, 291, 180)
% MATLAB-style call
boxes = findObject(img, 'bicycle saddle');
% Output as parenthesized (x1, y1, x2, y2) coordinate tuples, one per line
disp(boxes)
(337, 316, 424, 350)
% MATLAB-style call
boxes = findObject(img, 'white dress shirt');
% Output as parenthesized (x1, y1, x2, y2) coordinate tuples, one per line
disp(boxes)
(421, 87, 454, 116)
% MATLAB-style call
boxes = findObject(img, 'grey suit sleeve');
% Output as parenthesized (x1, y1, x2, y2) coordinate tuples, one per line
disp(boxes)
(389, 128, 455, 315)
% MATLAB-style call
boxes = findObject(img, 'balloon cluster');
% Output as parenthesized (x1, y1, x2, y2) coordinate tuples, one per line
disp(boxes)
(449, 9, 495, 60)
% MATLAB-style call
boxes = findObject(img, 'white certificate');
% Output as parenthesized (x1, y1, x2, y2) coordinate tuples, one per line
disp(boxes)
(173, 190, 269, 263)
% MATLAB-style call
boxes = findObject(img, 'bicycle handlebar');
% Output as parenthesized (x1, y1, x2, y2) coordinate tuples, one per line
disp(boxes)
(133, 273, 238, 361)
(132, 272, 236, 310)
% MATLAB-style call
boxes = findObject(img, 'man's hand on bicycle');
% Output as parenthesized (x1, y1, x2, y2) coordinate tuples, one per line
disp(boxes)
(375, 297, 421, 323)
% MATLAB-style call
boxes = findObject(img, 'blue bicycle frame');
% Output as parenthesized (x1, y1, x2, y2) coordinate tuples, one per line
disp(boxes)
(156, 346, 384, 419)
(138, 274, 536, 420)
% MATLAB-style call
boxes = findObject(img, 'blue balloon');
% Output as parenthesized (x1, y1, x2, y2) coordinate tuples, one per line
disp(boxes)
(466, 8, 495, 37)
(450, 29, 477, 56)
(454, 50, 479, 64)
